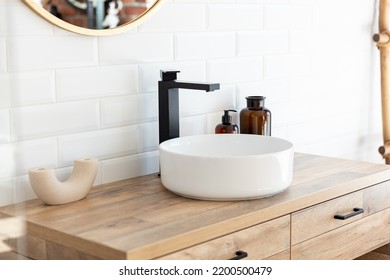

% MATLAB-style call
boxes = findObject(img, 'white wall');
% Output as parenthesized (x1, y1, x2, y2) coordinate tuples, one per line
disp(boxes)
(0, 0, 383, 206)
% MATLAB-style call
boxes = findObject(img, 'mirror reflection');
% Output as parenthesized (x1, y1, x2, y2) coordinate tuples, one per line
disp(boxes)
(33, 0, 155, 30)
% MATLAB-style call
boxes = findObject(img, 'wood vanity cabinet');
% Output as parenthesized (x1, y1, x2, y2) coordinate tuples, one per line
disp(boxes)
(159, 181, 390, 260)
(1, 153, 390, 260)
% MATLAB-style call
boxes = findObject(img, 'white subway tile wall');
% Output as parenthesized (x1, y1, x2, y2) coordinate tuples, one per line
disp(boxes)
(58, 126, 140, 167)
(237, 30, 289, 56)
(56, 65, 139, 101)
(139, 3, 207, 32)
(0, 0, 382, 206)
(263, 4, 313, 29)
(101, 151, 159, 184)
(0, 37, 6, 73)
(5, 71, 56, 107)
(139, 122, 159, 152)
(7, 36, 98, 71)
(0, 1, 6, 37)
(208, 4, 263, 31)
(11, 100, 100, 141)
(5, 0, 54, 36)
(0, 109, 10, 144)
(175, 32, 236, 60)
(208, 57, 263, 84)
(98, 33, 174, 64)
(13, 137, 58, 177)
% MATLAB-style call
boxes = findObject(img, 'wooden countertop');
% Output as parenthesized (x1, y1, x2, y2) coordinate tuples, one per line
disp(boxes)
(1, 153, 390, 259)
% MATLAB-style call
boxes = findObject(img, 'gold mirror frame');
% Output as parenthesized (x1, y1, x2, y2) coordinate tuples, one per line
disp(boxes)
(22, 0, 165, 36)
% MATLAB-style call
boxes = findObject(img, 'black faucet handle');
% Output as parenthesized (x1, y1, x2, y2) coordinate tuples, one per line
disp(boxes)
(160, 70, 180, 81)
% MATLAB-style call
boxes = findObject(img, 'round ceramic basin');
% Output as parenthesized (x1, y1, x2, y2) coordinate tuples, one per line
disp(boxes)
(159, 134, 294, 201)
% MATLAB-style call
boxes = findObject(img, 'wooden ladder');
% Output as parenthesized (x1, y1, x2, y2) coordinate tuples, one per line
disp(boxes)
(374, 0, 390, 164)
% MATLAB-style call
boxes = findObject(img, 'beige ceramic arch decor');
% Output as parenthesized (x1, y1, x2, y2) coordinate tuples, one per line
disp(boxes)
(28, 158, 98, 205)
(21, 0, 165, 36)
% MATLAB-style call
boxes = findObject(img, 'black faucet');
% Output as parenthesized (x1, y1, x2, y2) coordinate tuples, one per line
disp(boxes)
(158, 70, 220, 144)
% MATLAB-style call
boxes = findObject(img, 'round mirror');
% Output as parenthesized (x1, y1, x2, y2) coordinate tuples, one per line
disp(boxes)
(22, 0, 164, 36)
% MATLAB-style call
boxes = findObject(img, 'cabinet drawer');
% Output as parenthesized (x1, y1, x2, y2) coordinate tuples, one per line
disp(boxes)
(291, 209, 390, 259)
(158, 215, 290, 260)
(291, 191, 363, 245)
(363, 180, 390, 216)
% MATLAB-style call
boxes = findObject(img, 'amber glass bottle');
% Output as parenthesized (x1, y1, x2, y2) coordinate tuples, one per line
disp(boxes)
(240, 96, 271, 136)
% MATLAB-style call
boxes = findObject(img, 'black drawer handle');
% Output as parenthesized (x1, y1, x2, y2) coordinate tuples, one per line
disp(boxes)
(334, 207, 364, 220)
(229, 250, 248, 260)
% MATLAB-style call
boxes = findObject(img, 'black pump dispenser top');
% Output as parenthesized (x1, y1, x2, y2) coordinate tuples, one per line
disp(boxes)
(222, 110, 236, 125)
(216, 109, 239, 134)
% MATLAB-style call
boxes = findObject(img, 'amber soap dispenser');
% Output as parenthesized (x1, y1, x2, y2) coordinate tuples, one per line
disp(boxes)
(215, 110, 239, 134)
(240, 96, 271, 136)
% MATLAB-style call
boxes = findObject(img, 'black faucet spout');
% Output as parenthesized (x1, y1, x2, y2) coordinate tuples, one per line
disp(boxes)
(158, 70, 220, 144)
(162, 81, 220, 92)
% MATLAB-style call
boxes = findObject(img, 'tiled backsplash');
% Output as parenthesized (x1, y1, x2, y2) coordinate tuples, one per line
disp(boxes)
(0, 0, 382, 206)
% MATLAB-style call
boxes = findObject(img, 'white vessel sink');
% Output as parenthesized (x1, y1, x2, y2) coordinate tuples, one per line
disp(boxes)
(159, 134, 294, 201)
